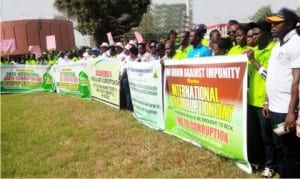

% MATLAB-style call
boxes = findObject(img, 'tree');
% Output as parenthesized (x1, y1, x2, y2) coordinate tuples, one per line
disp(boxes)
(138, 8, 155, 35)
(138, 4, 187, 34)
(250, 5, 272, 22)
(54, 0, 150, 44)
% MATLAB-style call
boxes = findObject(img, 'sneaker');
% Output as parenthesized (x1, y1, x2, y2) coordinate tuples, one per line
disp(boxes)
(261, 168, 275, 178)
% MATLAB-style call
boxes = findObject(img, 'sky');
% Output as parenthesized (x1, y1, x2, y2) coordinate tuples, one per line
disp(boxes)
(152, 0, 300, 24)
(1, 0, 300, 46)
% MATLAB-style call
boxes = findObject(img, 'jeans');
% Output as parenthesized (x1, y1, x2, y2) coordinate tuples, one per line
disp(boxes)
(269, 111, 300, 177)
(247, 105, 275, 169)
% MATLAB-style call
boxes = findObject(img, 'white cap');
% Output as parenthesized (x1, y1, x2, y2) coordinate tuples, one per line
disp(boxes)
(128, 40, 136, 47)
(115, 42, 124, 48)
(100, 42, 109, 48)
(125, 44, 132, 50)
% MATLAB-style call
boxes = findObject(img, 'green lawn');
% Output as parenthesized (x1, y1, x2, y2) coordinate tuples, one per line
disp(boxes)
(1, 92, 261, 177)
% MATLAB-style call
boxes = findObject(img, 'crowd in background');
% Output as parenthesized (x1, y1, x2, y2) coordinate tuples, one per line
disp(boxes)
(1, 7, 300, 179)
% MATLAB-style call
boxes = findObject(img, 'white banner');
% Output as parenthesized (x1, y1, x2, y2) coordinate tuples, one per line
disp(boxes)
(127, 60, 164, 130)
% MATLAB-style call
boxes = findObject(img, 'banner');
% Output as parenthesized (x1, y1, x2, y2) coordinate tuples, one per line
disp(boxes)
(0, 39, 16, 53)
(53, 61, 90, 98)
(88, 58, 120, 108)
(164, 55, 251, 173)
(127, 60, 164, 130)
(0, 64, 54, 93)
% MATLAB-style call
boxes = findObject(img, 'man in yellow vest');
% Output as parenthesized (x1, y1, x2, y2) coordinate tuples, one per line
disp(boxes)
(173, 31, 192, 60)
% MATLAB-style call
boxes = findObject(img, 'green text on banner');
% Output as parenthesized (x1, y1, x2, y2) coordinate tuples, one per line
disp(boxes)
(54, 61, 90, 98)
(1, 64, 54, 93)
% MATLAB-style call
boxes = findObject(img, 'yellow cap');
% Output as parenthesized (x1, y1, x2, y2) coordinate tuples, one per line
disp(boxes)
(265, 15, 285, 23)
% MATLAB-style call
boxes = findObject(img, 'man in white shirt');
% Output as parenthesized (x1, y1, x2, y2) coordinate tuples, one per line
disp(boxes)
(263, 8, 300, 178)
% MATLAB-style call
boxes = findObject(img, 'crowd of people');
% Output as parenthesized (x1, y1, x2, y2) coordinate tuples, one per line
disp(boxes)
(1, 7, 300, 178)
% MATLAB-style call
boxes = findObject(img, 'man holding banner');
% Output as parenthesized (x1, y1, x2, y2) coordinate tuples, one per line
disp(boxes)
(119, 46, 140, 111)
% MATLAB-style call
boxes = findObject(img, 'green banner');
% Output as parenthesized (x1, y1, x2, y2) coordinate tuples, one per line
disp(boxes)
(164, 55, 251, 173)
(1, 64, 54, 93)
(88, 58, 120, 108)
(127, 60, 164, 130)
(54, 62, 90, 98)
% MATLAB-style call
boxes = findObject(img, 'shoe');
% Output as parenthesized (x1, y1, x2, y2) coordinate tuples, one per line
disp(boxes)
(261, 167, 275, 178)
(251, 163, 261, 172)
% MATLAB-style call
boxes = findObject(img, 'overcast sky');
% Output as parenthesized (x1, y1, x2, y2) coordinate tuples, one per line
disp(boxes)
(1, 0, 300, 46)
(152, 0, 300, 24)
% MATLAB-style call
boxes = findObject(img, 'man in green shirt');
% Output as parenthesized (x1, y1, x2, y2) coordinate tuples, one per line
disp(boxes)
(173, 31, 192, 60)
(227, 20, 240, 46)
(245, 20, 277, 178)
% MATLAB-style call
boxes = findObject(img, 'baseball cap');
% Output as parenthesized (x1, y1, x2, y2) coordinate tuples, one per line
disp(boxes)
(100, 42, 109, 48)
(124, 44, 132, 50)
(91, 46, 99, 51)
(248, 20, 271, 31)
(194, 23, 207, 34)
(115, 42, 124, 48)
(266, 8, 299, 26)
(128, 40, 137, 47)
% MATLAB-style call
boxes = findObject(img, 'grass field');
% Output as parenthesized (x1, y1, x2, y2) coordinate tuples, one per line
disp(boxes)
(1, 92, 262, 177)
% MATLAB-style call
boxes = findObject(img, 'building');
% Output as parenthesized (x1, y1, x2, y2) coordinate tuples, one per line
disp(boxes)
(0, 19, 75, 56)
(207, 23, 229, 38)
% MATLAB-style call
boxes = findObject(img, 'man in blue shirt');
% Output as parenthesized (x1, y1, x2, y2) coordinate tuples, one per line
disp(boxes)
(188, 24, 212, 58)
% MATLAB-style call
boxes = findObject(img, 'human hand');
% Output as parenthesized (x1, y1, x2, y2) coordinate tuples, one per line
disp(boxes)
(244, 49, 254, 61)
(262, 103, 270, 118)
(284, 112, 297, 131)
